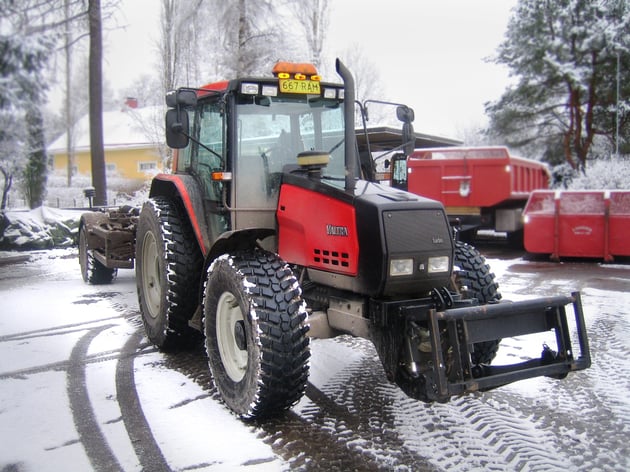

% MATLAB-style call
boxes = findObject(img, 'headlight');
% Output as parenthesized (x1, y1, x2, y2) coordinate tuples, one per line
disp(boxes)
(390, 258, 414, 277)
(427, 256, 450, 273)
(240, 83, 259, 94)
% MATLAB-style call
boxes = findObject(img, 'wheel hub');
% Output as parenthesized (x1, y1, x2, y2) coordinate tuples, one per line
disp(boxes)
(234, 320, 247, 351)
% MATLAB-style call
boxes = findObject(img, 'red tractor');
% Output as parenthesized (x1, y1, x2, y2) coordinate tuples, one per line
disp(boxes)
(79, 60, 590, 419)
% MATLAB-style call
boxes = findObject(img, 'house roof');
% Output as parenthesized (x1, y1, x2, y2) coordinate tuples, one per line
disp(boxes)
(48, 105, 164, 154)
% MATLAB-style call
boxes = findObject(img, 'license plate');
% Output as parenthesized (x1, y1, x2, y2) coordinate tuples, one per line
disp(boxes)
(279, 79, 321, 94)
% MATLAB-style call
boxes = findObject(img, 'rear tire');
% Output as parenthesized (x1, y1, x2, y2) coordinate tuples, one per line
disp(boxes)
(79, 225, 117, 284)
(204, 251, 310, 419)
(453, 241, 502, 364)
(136, 197, 203, 349)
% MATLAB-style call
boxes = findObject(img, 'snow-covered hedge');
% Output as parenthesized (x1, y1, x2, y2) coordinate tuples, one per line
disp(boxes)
(551, 156, 630, 189)
(0, 207, 83, 250)
(568, 156, 630, 190)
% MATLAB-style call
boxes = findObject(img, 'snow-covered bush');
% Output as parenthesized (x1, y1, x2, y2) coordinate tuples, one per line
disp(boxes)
(567, 156, 630, 190)
(550, 163, 576, 189)
(1, 171, 151, 250)
(43, 171, 149, 209)
(0, 207, 83, 250)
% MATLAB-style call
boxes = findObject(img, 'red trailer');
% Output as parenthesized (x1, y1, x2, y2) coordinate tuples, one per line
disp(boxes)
(392, 147, 549, 243)
(523, 190, 630, 261)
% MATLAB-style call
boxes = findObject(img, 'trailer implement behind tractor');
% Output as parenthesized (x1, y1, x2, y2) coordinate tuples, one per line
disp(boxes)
(78, 60, 590, 419)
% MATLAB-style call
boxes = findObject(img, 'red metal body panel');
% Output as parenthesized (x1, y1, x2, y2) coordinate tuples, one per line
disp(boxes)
(277, 184, 359, 275)
(406, 147, 549, 208)
(523, 190, 630, 261)
(150, 173, 208, 256)
(198, 80, 230, 96)
(609, 192, 630, 256)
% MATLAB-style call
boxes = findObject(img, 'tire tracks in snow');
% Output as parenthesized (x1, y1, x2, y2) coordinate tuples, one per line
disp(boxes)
(495, 313, 630, 471)
(20, 318, 172, 472)
(68, 326, 125, 472)
(69, 325, 173, 471)
(296, 336, 587, 471)
(115, 329, 171, 472)
(256, 336, 435, 471)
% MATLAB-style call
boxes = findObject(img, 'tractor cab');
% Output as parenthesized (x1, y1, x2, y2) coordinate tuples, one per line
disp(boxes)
(165, 62, 349, 239)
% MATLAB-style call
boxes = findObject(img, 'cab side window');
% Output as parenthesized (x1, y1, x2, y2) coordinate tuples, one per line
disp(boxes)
(176, 108, 195, 172)
(191, 100, 225, 200)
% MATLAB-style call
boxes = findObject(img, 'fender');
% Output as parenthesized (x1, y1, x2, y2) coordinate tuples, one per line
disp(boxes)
(206, 228, 275, 263)
(149, 174, 209, 255)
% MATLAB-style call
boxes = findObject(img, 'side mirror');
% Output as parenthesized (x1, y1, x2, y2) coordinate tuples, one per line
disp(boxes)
(165, 109, 189, 149)
(165, 88, 196, 149)
(396, 105, 415, 156)
(396, 105, 415, 124)
(402, 122, 415, 156)
(165, 89, 197, 108)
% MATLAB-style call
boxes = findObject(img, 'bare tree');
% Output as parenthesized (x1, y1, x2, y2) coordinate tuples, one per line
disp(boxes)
(63, 0, 76, 186)
(213, 0, 284, 76)
(159, 0, 206, 95)
(285, 0, 330, 69)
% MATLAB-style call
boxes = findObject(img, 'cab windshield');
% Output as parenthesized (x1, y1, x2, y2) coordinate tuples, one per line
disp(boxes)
(233, 94, 346, 209)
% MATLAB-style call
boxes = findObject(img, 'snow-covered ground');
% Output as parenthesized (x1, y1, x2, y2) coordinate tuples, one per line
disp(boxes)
(1, 248, 629, 471)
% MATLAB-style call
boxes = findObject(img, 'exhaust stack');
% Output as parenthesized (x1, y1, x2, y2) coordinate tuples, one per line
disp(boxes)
(336, 59, 357, 192)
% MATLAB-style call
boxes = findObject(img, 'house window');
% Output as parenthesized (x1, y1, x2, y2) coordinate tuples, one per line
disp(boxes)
(139, 161, 158, 172)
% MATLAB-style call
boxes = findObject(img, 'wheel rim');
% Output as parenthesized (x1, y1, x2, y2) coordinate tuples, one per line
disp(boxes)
(141, 231, 162, 319)
(216, 291, 248, 382)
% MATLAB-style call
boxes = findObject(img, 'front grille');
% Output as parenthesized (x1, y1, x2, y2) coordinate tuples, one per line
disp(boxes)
(383, 209, 451, 253)
(313, 248, 350, 268)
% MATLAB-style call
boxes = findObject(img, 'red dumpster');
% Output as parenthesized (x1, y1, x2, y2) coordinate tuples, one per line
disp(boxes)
(609, 191, 630, 257)
(523, 190, 630, 261)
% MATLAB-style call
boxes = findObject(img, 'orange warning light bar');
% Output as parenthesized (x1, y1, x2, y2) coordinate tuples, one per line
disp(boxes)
(272, 62, 320, 81)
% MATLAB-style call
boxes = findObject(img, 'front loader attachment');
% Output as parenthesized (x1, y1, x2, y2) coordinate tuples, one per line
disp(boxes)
(372, 292, 590, 403)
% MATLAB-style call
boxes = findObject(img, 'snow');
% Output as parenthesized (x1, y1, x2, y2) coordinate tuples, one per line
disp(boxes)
(0, 207, 83, 250)
(0, 254, 284, 471)
(567, 157, 630, 190)
(1, 242, 629, 470)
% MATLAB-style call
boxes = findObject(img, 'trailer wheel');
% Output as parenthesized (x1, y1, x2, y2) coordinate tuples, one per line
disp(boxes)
(79, 225, 117, 284)
(453, 241, 502, 365)
(136, 197, 202, 349)
(203, 251, 310, 419)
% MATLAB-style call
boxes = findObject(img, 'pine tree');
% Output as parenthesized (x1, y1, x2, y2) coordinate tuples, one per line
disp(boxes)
(486, 0, 630, 169)
(0, 8, 54, 209)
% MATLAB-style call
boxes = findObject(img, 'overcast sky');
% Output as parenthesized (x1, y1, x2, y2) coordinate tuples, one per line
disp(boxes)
(102, 0, 518, 139)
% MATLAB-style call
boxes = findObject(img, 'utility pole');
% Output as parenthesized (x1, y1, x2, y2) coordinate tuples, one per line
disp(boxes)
(88, 0, 107, 206)
(64, 0, 75, 187)
(615, 51, 620, 159)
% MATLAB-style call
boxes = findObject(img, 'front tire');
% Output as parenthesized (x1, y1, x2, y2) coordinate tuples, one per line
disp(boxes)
(135, 197, 202, 349)
(204, 251, 310, 419)
(452, 241, 502, 364)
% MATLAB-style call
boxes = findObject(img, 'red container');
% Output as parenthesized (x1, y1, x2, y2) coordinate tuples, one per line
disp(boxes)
(407, 147, 549, 209)
(609, 191, 630, 257)
(523, 190, 630, 261)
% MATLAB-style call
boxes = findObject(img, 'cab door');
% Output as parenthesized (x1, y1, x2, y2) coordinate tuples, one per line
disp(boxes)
(188, 97, 230, 240)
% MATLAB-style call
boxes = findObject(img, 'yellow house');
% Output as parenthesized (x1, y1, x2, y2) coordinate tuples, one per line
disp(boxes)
(48, 102, 165, 181)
